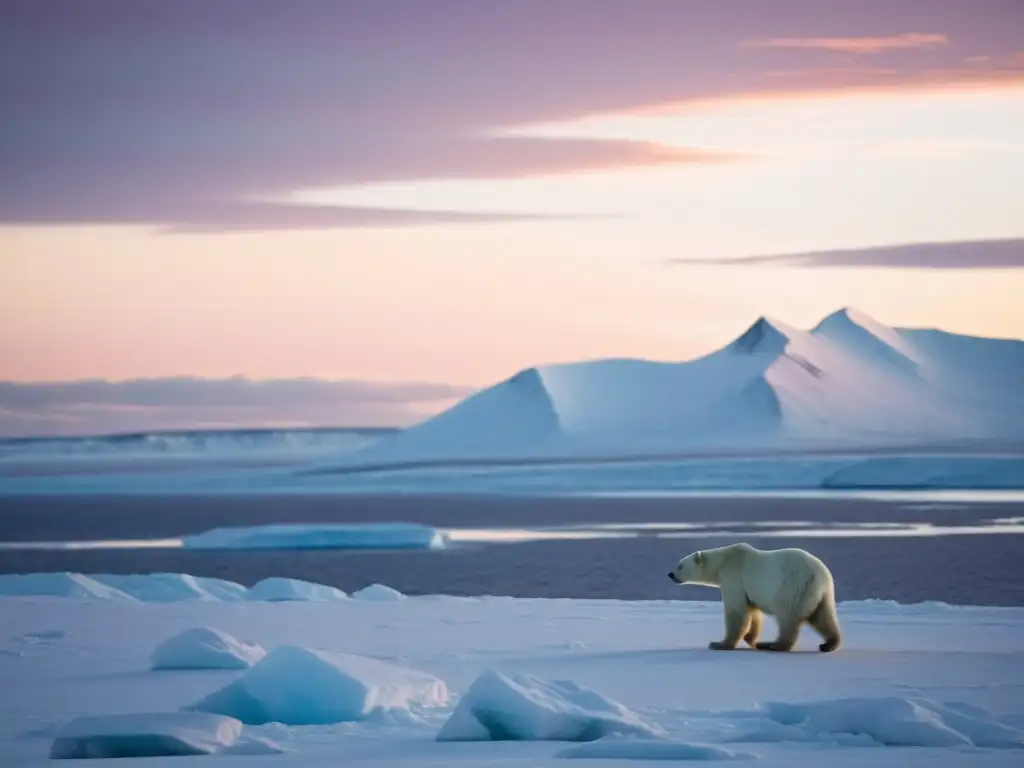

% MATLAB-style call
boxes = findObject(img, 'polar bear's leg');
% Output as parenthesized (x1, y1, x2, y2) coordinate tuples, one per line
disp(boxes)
(743, 608, 762, 647)
(808, 596, 842, 652)
(709, 604, 747, 650)
(756, 614, 801, 652)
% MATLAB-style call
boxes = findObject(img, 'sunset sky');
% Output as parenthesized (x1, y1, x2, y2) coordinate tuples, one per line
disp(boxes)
(1, 0, 1023, 434)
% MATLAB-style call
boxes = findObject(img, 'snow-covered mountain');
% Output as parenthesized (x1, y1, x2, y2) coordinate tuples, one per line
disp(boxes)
(344, 309, 1024, 467)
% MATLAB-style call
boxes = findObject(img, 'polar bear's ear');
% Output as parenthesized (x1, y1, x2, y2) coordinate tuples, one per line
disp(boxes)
(694, 551, 704, 565)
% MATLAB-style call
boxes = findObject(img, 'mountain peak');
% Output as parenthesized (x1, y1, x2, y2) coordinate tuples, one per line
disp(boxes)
(812, 307, 920, 367)
(812, 307, 879, 333)
(728, 316, 792, 355)
(340, 309, 1024, 468)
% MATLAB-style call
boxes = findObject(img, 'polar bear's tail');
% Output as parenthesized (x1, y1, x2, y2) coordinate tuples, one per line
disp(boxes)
(808, 594, 842, 653)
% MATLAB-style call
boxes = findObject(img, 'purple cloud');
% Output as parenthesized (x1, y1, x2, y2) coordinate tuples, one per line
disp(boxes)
(2, 0, 1022, 230)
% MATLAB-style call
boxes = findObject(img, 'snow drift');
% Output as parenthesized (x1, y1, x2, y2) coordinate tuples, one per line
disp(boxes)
(188, 645, 448, 725)
(0, 573, 248, 603)
(342, 308, 1024, 466)
(436, 669, 664, 742)
(557, 735, 756, 761)
(94, 573, 248, 602)
(149, 627, 266, 670)
(351, 583, 406, 602)
(0, 572, 389, 603)
(731, 696, 1024, 749)
(49, 713, 250, 759)
(245, 577, 348, 602)
(0, 573, 137, 602)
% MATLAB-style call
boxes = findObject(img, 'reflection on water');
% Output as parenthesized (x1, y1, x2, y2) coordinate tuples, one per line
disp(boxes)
(0, 538, 184, 551)
(574, 489, 1024, 503)
(444, 528, 632, 543)
(3, 516, 1022, 552)
(446, 518, 1024, 544)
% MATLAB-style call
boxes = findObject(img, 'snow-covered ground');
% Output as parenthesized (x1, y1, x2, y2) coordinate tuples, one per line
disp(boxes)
(2, 574, 1021, 766)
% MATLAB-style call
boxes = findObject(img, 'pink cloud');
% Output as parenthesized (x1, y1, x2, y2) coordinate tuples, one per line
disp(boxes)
(3, 2, 1020, 231)
(741, 33, 948, 55)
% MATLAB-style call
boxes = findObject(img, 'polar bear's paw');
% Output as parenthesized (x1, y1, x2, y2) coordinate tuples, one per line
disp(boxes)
(818, 637, 841, 653)
(708, 641, 738, 651)
(755, 640, 796, 652)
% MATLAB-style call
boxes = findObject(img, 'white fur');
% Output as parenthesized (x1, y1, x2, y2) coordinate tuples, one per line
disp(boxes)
(669, 542, 841, 652)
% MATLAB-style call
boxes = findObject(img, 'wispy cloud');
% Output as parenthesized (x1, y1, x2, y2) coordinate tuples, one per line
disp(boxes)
(3, 1, 1021, 231)
(3, 138, 732, 232)
(0, 378, 476, 437)
(667, 239, 1024, 270)
(740, 33, 948, 55)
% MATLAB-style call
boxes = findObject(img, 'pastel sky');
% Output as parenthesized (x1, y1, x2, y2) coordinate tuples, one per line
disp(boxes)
(1, 0, 1023, 434)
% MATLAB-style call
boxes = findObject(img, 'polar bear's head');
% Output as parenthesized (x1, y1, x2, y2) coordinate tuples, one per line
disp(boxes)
(667, 550, 712, 586)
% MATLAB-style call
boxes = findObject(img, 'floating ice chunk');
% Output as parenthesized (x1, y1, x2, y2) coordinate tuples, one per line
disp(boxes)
(436, 669, 664, 742)
(49, 712, 244, 759)
(181, 523, 448, 551)
(0, 573, 136, 602)
(189, 645, 448, 725)
(94, 573, 248, 602)
(351, 583, 406, 602)
(246, 577, 348, 602)
(734, 696, 1024, 749)
(558, 734, 757, 760)
(150, 627, 266, 671)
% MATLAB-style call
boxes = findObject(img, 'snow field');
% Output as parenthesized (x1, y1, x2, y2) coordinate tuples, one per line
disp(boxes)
(557, 735, 757, 761)
(1, 574, 1022, 766)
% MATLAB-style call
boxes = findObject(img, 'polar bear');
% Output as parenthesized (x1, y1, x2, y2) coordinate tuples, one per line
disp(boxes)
(668, 542, 841, 653)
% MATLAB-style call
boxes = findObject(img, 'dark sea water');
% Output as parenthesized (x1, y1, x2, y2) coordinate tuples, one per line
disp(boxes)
(1, 492, 1022, 606)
